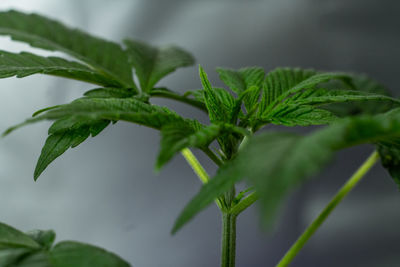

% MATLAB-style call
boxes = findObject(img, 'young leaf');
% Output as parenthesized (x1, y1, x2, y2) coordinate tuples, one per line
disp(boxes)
(173, 108, 400, 232)
(217, 67, 264, 112)
(199, 66, 236, 124)
(0, 10, 134, 88)
(124, 39, 194, 92)
(0, 51, 121, 87)
(216, 67, 264, 95)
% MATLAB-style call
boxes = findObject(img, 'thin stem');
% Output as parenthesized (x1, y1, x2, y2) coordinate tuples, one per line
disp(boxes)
(221, 213, 237, 267)
(203, 147, 224, 167)
(181, 148, 224, 209)
(276, 151, 380, 267)
(230, 192, 259, 216)
(150, 90, 207, 112)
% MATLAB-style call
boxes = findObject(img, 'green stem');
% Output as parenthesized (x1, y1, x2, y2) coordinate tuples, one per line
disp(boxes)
(203, 147, 224, 167)
(230, 192, 259, 216)
(150, 90, 207, 112)
(221, 213, 237, 267)
(181, 148, 224, 209)
(276, 151, 379, 267)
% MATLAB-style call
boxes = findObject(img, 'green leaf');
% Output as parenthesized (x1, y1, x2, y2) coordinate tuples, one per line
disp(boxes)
(3, 98, 186, 180)
(261, 87, 400, 127)
(0, 222, 40, 249)
(83, 88, 136, 98)
(34, 122, 107, 180)
(0, 221, 130, 267)
(0, 51, 120, 87)
(124, 39, 194, 92)
(378, 143, 400, 189)
(217, 67, 264, 94)
(26, 230, 56, 250)
(4, 98, 184, 136)
(0, 248, 32, 267)
(49, 241, 129, 267)
(156, 122, 247, 170)
(323, 74, 395, 116)
(173, 108, 400, 232)
(268, 105, 338, 126)
(217, 67, 264, 112)
(0, 10, 134, 88)
(259, 68, 349, 115)
(199, 66, 236, 124)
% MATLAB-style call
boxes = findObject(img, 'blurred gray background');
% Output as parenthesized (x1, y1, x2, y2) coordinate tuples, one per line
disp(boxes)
(0, 0, 400, 266)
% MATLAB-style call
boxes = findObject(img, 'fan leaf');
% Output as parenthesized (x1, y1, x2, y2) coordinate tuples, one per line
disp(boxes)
(0, 51, 122, 86)
(173, 108, 400, 233)
(0, 10, 134, 88)
(124, 39, 194, 92)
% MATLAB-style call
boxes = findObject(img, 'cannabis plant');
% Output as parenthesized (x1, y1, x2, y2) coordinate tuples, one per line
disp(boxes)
(0, 10, 399, 267)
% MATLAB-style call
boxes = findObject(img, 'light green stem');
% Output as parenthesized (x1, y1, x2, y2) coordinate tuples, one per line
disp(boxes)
(230, 192, 259, 216)
(181, 148, 223, 209)
(276, 151, 380, 267)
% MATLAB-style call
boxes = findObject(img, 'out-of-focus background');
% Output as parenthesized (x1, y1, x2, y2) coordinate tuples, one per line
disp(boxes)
(0, 0, 400, 266)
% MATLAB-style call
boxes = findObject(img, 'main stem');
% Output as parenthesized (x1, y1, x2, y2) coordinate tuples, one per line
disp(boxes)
(221, 213, 237, 267)
(276, 151, 380, 267)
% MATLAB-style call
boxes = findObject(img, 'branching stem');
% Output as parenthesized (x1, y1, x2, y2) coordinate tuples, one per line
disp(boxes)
(276, 151, 380, 267)
(181, 148, 224, 209)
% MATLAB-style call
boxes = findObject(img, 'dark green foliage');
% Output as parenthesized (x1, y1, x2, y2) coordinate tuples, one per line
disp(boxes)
(1, 10, 400, 266)
(0, 51, 118, 86)
(173, 109, 400, 232)
(124, 39, 194, 92)
(0, 222, 129, 267)
(217, 67, 264, 113)
(0, 10, 134, 89)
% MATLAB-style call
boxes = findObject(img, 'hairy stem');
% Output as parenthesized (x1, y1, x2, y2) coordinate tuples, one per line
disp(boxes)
(276, 151, 379, 267)
(221, 213, 237, 267)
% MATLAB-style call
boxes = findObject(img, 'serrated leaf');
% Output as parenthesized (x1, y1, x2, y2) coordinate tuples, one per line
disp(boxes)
(262, 86, 400, 127)
(0, 51, 121, 87)
(217, 67, 264, 113)
(173, 108, 400, 233)
(0, 222, 40, 249)
(217, 67, 264, 94)
(0, 10, 134, 88)
(259, 68, 349, 115)
(269, 105, 338, 126)
(124, 39, 194, 92)
(323, 74, 395, 116)
(199, 66, 236, 124)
